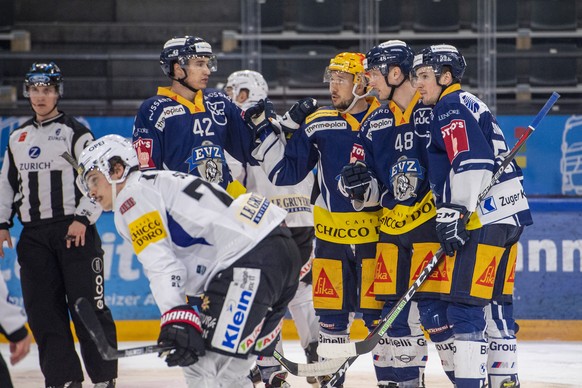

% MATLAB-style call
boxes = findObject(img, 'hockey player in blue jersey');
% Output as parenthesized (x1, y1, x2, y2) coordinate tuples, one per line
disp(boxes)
(411, 44, 530, 388)
(131, 36, 264, 196)
(251, 52, 392, 388)
(338, 40, 455, 387)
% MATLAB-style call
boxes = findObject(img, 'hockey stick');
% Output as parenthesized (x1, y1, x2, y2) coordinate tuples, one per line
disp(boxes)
(313, 92, 560, 387)
(319, 91, 559, 360)
(272, 350, 348, 377)
(74, 297, 173, 360)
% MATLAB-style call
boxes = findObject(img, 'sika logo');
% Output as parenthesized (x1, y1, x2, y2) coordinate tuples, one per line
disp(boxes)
(476, 257, 497, 286)
(314, 269, 339, 298)
(375, 254, 393, 283)
(412, 252, 449, 281)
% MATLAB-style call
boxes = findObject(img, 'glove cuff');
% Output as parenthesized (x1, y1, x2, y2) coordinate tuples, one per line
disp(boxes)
(161, 305, 202, 333)
(436, 203, 468, 222)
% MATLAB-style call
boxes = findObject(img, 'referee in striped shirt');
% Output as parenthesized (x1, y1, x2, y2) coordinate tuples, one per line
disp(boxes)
(0, 62, 117, 388)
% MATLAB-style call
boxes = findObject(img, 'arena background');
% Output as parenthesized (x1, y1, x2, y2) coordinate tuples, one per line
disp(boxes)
(1, 0, 581, 343)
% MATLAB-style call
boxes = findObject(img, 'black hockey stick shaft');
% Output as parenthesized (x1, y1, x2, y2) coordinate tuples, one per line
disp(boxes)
(320, 92, 560, 387)
(74, 297, 172, 360)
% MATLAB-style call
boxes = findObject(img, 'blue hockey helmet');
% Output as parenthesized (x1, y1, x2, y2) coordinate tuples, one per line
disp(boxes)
(364, 40, 414, 77)
(412, 44, 466, 82)
(23, 62, 63, 97)
(159, 36, 217, 77)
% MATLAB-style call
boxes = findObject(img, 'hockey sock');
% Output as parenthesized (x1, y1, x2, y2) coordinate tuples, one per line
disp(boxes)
(488, 337, 519, 388)
(453, 338, 488, 388)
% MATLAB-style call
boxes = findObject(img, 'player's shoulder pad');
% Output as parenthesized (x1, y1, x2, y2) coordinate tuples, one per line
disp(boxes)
(305, 108, 339, 124)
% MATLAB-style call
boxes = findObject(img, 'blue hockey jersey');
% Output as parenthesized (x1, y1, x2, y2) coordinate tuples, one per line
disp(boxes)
(253, 97, 383, 244)
(132, 87, 256, 190)
(358, 92, 435, 235)
(427, 84, 532, 228)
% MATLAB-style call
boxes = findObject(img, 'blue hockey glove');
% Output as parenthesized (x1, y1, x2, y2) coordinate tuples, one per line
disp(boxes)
(243, 98, 279, 139)
(436, 203, 470, 257)
(279, 97, 318, 134)
(158, 305, 206, 367)
(339, 161, 372, 201)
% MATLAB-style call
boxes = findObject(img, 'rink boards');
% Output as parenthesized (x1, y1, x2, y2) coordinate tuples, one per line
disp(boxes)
(1, 115, 582, 341)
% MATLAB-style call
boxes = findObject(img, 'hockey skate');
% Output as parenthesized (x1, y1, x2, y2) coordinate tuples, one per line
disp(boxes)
(304, 341, 319, 384)
(266, 371, 291, 388)
(94, 379, 116, 388)
(317, 375, 343, 388)
(500, 376, 520, 387)
(248, 365, 262, 385)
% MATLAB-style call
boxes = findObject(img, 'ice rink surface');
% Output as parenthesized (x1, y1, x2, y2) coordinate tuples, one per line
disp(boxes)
(2, 340, 580, 387)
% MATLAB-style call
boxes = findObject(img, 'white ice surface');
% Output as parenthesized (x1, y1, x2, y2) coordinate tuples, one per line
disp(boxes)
(2, 340, 581, 387)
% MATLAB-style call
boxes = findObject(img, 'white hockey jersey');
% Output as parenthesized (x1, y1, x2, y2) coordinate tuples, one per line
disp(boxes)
(113, 170, 287, 314)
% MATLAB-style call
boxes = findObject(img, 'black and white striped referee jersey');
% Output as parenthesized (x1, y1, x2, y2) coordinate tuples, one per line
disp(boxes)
(0, 113, 101, 228)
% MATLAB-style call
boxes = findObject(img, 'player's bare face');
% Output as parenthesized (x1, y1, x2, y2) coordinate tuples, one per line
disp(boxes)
(366, 69, 390, 100)
(86, 170, 113, 211)
(329, 72, 355, 111)
(184, 57, 212, 90)
(413, 66, 440, 105)
(28, 85, 59, 121)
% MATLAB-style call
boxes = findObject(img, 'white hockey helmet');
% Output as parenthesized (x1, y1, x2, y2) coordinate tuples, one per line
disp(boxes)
(225, 70, 269, 109)
(76, 134, 138, 197)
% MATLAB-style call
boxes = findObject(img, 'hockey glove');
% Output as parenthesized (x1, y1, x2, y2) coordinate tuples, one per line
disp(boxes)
(339, 161, 372, 201)
(158, 304, 206, 367)
(436, 203, 470, 257)
(279, 97, 318, 134)
(242, 98, 279, 139)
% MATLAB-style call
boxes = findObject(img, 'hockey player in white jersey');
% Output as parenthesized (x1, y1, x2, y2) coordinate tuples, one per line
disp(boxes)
(75, 135, 303, 388)
(225, 70, 320, 386)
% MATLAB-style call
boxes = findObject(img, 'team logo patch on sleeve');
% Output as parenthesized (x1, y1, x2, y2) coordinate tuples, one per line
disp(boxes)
(133, 137, 155, 169)
(119, 197, 136, 214)
(441, 119, 469, 162)
(128, 210, 167, 254)
(350, 143, 365, 163)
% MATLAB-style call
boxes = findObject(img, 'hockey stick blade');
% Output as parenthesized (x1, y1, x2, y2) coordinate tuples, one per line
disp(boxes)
(74, 297, 172, 360)
(273, 350, 348, 377)
(317, 92, 560, 382)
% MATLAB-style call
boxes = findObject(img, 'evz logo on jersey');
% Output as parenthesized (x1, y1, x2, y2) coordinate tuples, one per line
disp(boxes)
(441, 119, 469, 162)
(207, 100, 227, 126)
(389, 156, 424, 201)
(186, 141, 225, 183)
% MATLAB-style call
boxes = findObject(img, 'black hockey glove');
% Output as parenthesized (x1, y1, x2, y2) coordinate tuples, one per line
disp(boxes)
(436, 203, 470, 257)
(279, 97, 318, 134)
(158, 305, 206, 367)
(242, 98, 279, 139)
(339, 161, 372, 201)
